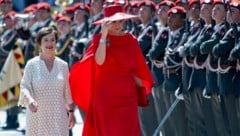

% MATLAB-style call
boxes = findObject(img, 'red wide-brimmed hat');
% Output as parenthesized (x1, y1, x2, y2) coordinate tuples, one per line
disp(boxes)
(93, 4, 138, 25)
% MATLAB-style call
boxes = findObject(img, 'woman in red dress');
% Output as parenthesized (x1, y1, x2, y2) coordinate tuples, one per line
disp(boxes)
(69, 4, 154, 136)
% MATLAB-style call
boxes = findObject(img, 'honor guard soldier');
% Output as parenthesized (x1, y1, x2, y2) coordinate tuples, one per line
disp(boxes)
(137, 1, 158, 136)
(148, 1, 175, 136)
(189, 0, 214, 135)
(178, 0, 201, 135)
(31, 2, 56, 56)
(63, 6, 75, 21)
(69, 3, 90, 66)
(212, 1, 240, 135)
(0, 11, 21, 130)
(229, 24, 240, 134)
(20, 4, 37, 64)
(124, 0, 141, 36)
(88, 0, 104, 37)
(199, 1, 228, 135)
(163, 6, 187, 136)
(55, 16, 73, 66)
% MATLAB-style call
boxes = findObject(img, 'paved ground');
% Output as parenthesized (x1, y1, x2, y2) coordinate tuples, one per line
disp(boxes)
(0, 109, 83, 136)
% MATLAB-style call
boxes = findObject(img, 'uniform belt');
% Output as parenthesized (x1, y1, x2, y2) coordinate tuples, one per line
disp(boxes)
(163, 69, 178, 75)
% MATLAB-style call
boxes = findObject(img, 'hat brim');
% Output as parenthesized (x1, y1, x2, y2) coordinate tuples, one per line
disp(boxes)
(93, 12, 138, 25)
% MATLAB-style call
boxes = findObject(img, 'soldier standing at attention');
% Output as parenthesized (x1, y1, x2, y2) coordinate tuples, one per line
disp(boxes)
(88, 0, 104, 37)
(163, 6, 187, 136)
(0, 11, 20, 130)
(148, 1, 175, 136)
(69, 3, 90, 66)
(179, 0, 201, 135)
(212, 1, 240, 135)
(55, 16, 73, 66)
(200, 0, 228, 135)
(188, 1, 214, 135)
(137, 1, 158, 136)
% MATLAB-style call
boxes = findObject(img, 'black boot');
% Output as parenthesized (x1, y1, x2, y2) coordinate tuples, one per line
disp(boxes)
(2, 115, 19, 130)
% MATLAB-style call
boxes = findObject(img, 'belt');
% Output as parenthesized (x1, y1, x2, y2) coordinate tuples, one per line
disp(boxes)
(163, 69, 178, 75)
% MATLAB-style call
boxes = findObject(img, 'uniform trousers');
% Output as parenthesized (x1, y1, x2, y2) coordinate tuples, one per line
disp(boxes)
(163, 92, 187, 136)
(152, 85, 167, 136)
(221, 95, 239, 136)
(139, 93, 158, 136)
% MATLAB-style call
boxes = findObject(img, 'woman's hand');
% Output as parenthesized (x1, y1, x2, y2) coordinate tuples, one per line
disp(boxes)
(68, 112, 75, 129)
(101, 20, 112, 38)
(29, 101, 38, 113)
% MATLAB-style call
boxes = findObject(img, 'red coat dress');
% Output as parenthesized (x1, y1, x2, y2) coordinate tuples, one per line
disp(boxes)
(69, 32, 154, 136)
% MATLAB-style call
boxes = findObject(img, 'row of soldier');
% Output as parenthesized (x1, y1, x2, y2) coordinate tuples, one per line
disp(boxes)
(1, 0, 240, 136)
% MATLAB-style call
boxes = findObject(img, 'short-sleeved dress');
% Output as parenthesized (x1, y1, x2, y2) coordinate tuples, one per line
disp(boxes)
(19, 56, 73, 136)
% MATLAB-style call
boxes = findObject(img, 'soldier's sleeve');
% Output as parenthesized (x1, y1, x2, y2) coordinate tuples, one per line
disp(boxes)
(229, 43, 240, 61)
(212, 30, 235, 57)
(200, 35, 219, 54)
(201, 27, 226, 54)
(149, 30, 168, 60)
(189, 36, 204, 56)
(190, 29, 213, 56)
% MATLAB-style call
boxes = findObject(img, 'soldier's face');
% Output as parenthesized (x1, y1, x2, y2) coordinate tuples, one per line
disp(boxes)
(189, 3, 200, 20)
(91, 0, 103, 13)
(74, 10, 85, 24)
(168, 13, 184, 31)
(57, 21, 71, 35)
(139, 6, 153, 23)
(40, 33, 57, 54)
(212, 4, 225, 22)
(38, 9, 50, 21)
(227, 7, 240, 24)
(157, 6, 169, 24)
(200, 4, 212, 21)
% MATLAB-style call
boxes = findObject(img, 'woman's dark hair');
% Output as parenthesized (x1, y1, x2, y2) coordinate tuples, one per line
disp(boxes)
(36, 27, 58, 45)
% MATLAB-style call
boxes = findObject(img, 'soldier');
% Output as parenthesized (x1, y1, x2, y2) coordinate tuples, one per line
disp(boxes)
(199, 0, 228, 135)
(137, 1, 158, 136)
(88, 0, 104, 37)
(0, 11, 21, 130)
(189, 0, 214, 135)
(20, 4, 37, 64)
(179, 0, 201, 135)
(31, 2, 56, 56)
(212, 1, 240, 135)
(124, 0, 141, 36)
(63, 6, 75, 21)
(69, 2, 90, 66)
(163, 6, 187, 136)
(55, 16, 73, 66)
(148, 1, 175, 136)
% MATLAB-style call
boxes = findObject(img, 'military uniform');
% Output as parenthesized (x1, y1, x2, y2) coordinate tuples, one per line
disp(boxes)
(212, 24, 240, 136)
(200, 21, 228, 136)
(148, 25, 169, 136)
(180, 21, 202, 136)
(137, 2, 159, 136)
(69, 22, 89, 66)
(229, 39, 240, 133)
(0, 28, 21, 130)
(189, 23, 214, 136)
(55, 34, 74, 66)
